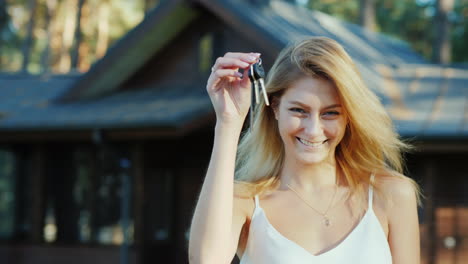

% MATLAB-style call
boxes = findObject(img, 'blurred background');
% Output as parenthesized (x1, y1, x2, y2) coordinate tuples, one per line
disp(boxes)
(0, 0, 466, 263)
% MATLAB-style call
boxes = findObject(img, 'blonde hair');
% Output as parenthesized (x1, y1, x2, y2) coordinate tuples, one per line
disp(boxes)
(234, 37, 422, 212)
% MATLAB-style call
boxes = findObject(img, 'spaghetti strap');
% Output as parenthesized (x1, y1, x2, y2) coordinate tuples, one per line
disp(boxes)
(368, 174, 374, 209)
(254, 195, 259, 208)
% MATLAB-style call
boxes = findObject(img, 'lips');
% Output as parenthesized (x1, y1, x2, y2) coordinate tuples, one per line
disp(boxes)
(297, 137, 328, 147)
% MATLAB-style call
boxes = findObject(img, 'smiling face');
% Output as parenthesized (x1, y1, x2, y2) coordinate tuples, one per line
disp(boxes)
(273, 76, 347, 166)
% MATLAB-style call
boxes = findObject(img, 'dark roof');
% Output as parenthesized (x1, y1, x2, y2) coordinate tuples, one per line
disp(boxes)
(378, 65, 468, 138)
(0, 74, 211, 132)
(0, 0, 467, 139)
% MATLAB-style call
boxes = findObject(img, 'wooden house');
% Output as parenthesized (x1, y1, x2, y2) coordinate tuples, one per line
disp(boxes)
(0, 0, 466, 263)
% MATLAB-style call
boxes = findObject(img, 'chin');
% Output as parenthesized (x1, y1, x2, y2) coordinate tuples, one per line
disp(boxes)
(296, 154, 329, 165)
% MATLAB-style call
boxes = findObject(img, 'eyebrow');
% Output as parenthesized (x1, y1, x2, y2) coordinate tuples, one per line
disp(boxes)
(288, 101, 342, 110)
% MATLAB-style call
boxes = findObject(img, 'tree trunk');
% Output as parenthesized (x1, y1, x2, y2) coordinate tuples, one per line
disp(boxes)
(0, 0, 7, 31)
(21, 0, 38, 73)
(70, 0, 85, 71)
(57, 0, 77, 73)
(77, 0, 91, 72)
(41, 0, 58, 74)
(359, 0, 376, 32)
(0, 0, 8, 69)
(433, 0, 454, 64)
(95, 0, 109, 59)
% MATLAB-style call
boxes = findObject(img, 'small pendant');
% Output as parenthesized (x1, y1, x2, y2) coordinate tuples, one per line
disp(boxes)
(324, 217, 330, 226)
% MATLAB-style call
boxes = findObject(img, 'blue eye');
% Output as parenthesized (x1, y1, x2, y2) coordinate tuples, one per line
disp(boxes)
(290, 108, 305, 113)
(323, 111, 340, 116)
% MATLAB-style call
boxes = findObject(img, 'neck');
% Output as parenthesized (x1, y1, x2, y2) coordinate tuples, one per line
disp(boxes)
(279, 158, 341, 193)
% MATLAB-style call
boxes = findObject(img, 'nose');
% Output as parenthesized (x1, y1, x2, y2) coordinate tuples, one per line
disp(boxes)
(302, 114, 323, 138)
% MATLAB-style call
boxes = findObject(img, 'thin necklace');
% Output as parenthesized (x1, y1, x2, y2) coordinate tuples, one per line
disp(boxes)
(286, 183, 338, 227)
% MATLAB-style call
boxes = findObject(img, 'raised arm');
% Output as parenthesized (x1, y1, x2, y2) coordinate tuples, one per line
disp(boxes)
(188, 52, 260, 264)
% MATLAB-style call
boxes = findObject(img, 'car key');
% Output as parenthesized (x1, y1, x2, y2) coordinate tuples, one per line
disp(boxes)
(249, 59, 270, 106)
(248, 58, 270, 130)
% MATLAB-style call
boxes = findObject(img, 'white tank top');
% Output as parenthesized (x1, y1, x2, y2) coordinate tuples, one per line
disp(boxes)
(239, 175, 392, 264)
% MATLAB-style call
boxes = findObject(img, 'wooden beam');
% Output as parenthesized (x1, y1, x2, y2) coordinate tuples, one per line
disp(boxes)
(132, 142, 145, 264)
(412, 141, 468, 153)
(30, 144, 46, 243)
(423, 160, 436, 264)
(0, 112, 215, 143)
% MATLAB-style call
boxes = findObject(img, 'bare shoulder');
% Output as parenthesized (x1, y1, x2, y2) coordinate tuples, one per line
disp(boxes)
(376, 172, 421, 262)
(374, 171, 419, 212)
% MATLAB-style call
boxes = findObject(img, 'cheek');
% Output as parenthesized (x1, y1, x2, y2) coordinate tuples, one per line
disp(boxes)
(277, 116, 299, 146)
(278, 114, 301, 135)
(326, 119, 347, 139)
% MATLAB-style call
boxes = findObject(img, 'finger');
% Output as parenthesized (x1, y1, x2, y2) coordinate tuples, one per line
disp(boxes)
(223, 52, 261, 64)
(207, 69, 243, 92)
(212, 69, 243, 80)
(213, 57, 250, 71)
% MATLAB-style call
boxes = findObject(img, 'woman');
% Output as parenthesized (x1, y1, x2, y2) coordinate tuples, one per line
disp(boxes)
(189, 37, 422, 264)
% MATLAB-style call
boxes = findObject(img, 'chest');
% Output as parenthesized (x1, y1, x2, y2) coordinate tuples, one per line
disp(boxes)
(240, 209, 393, 264)
(238, 193, 389, 258)
(263, 201, 389, 255)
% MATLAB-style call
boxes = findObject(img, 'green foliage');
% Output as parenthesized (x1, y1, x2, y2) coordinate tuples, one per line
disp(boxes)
(375, 0, 434, 60)
(0, 0, 149, 73)
(452, 0, 468, 62)
(306, 0, 468, 63)
(1, 0, 467, 71)
(308, 0, 360, 23)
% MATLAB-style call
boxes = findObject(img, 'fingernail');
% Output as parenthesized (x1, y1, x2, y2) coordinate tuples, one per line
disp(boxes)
(248, 56, 256, 62)
(236, 72, 243, 77)
(254, 53, 261, 57)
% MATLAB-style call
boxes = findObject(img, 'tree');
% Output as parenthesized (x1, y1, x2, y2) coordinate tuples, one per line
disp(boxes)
(144, 0, 158, 15)
(360, 0, 377, 31)
(0, 0, 7, 31)
(0, 0, 9, 68)
(95, 0, 110, 59)
(433, 0, 454, 63)
(70, 0, 85, 70)
(308, 0, 359, 24)
(375, 0, 434, 59)
(451, 0, 468, 62)
(21, 0, 38, 72)
(40, 0, 58, 74)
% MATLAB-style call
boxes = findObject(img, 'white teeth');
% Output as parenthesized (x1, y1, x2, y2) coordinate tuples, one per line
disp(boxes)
(298, 138, 325, 147)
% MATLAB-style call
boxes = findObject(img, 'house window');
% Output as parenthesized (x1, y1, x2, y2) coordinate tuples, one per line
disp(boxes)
(93, 146, 134, 245)
(42, 144, 134, 245)
(151, 169, 173, 242)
